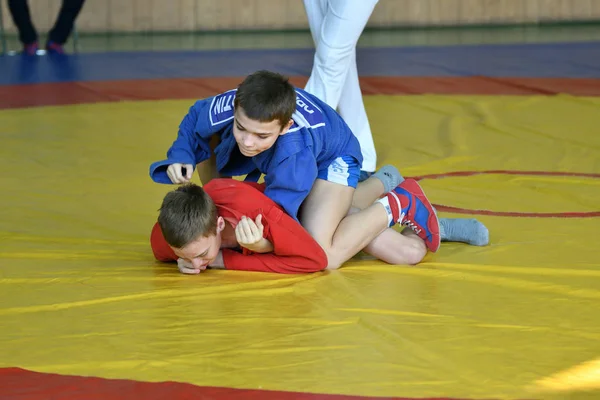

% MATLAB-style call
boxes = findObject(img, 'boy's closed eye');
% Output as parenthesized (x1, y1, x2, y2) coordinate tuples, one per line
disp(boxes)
(194, 250, 209, 259)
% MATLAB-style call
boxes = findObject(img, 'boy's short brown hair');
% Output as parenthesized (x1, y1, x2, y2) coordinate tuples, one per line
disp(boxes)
(234, 70, 296, 130)
(157, 183, 218, 248)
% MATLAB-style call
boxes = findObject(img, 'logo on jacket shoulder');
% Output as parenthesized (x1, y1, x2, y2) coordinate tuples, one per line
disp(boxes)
(209, 89, 236, 126)
(296, 97, 314, 115)
(290, 90, 326, 131)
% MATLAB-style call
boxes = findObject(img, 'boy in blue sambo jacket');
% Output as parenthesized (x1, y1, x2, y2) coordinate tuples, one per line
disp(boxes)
(150, 70, 474, 269)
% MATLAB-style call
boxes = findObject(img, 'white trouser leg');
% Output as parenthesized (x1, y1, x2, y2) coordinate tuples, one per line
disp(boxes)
(303, 0, 327, 44)
(338, 51, 377, 172)
(303, 0, 379, 172)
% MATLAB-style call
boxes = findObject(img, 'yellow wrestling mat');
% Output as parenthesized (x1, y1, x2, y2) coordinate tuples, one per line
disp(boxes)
(1, 95, 599, 399)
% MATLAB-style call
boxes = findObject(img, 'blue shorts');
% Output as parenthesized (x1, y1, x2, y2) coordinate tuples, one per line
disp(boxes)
(316, 155, 360, 188)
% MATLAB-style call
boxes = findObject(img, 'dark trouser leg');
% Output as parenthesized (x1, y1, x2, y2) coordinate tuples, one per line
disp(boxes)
(47, 0, 85, 44)
(7, 0, 37, 45)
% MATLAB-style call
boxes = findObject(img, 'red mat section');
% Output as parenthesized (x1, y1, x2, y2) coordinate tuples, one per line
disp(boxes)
(2, 76, 600, 110)
(0, 368, 479, 400)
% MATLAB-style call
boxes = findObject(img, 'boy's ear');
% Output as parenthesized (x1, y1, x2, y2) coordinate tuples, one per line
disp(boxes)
(279, 119, 294, 135)
(216, 216, 225, 233)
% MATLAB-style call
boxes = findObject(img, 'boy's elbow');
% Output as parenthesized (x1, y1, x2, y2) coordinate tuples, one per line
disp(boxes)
(154, 253, 174, 263)
(306, 253, 328, 272)
(151, 246, 176, 263)
(150, 222, 177, 263)
(286, 255, 327, 274)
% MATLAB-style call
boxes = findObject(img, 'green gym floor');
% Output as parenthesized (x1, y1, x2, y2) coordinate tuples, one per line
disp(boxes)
(3, 22, 600, 53)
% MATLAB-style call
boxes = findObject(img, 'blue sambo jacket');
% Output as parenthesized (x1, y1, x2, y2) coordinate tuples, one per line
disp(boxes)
(149, 88, 363, 220)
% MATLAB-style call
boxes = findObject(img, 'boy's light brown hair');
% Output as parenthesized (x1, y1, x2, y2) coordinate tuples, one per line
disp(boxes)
(158, 183, 218, 248)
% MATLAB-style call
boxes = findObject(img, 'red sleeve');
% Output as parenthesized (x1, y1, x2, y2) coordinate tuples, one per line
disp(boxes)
(242, 181, 266, 192)
(207, 179, 327, 274)
(222, 205, 327, 273)
(150, 222, 178, 262)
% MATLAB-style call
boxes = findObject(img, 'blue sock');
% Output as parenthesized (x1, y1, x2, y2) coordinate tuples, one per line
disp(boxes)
(439, 218, 489, 246)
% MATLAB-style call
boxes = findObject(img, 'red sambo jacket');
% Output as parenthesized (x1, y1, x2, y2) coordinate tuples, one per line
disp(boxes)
(150, 179, 327, 274)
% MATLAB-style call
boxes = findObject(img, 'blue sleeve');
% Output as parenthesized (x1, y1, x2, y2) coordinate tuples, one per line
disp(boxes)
(263, 149, 318, 221)
(149, 89, 237, 184)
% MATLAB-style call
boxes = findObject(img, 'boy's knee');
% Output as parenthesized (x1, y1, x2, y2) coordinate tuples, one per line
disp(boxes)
(402, 240, 427, 265)
(325, 261, 343, 270)
(322, 249, 344, 270)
